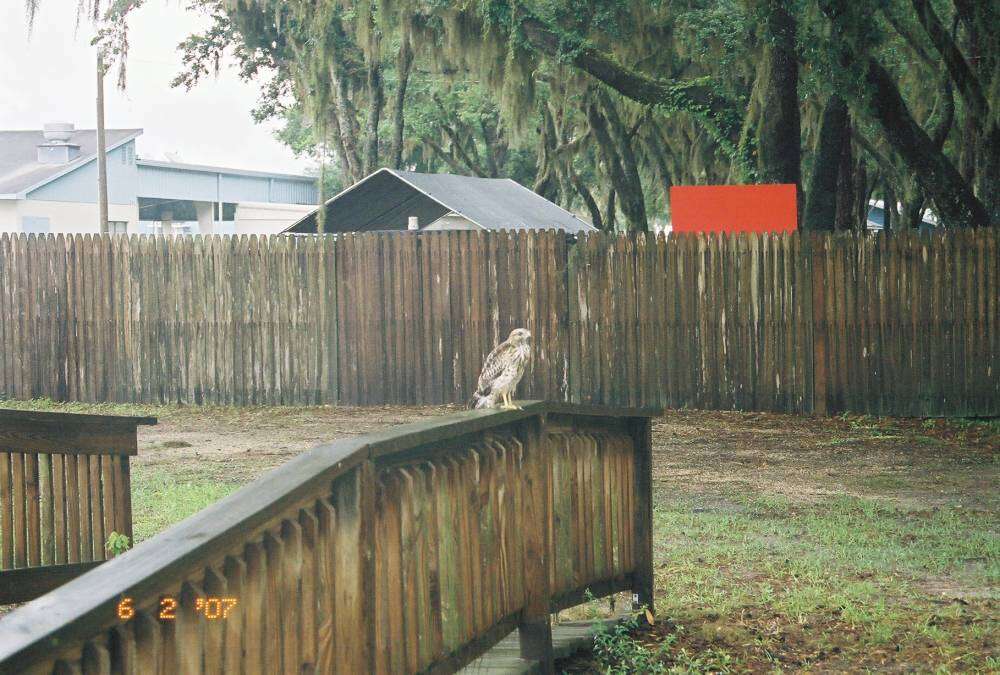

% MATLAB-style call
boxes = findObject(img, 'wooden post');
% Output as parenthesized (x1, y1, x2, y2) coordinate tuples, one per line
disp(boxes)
(518, 413, 553, 672)
(359, 459, 378, 675)
(810, 234, 829, 415)
(96, 53, 109, 234)
(629, 416, 654, 614)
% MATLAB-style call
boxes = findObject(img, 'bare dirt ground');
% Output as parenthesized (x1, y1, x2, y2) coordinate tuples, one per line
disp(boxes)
(651, 409, 998, 511)
(3, 401, 997, 670)
(132, 404, 463, 482)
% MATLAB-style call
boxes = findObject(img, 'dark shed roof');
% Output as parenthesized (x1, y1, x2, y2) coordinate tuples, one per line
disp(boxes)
(283, 168, 595, 233)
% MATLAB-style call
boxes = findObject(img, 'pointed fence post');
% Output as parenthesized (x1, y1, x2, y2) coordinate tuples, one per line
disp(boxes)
(518, 413, 553, 672)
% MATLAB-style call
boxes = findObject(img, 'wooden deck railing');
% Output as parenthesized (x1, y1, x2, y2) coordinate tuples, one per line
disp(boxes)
(0, 402, 656, 674)
(0, 409, 156, 604)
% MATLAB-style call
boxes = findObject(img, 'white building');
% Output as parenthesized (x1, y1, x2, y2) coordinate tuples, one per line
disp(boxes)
(0, 123, 319, 235)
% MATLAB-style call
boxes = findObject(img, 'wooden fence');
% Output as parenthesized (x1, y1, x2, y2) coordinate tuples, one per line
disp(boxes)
(0, 229, 996, 416)
(0, 409, 155, 604)
(0, 401, 656, 674)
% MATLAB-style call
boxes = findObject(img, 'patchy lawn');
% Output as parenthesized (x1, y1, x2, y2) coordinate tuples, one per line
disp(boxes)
(0, 399, 459, 543)
(2, 400, 997, 671)
(565, 410, 998, 673)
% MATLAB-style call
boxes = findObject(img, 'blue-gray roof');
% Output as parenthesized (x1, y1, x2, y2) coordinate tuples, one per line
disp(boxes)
(0, 128, 141, 197)
(285, 168, 595, 233)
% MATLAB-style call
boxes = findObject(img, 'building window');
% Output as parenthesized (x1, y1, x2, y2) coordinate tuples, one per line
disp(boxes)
(21, 216, 50, 234)
(108, 221, 128, 234)
(214, 202, 236, 221)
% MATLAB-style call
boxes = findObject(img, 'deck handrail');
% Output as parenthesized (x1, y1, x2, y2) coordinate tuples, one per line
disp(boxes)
(0, 409, 156, 605)
(0, 401, 656, 674)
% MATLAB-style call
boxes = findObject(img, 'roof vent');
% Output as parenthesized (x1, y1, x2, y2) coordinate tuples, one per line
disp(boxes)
(38, 122, 81, 164)
(43, 122, 75, 143)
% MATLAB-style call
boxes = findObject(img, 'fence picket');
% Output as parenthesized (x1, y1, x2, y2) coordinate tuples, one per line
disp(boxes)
(0, 231, 994, 415)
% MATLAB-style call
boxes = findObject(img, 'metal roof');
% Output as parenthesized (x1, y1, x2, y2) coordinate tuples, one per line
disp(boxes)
(136, 159, 317, 183)
(284, 168, 595, 233)
(0, 128, 142, 197)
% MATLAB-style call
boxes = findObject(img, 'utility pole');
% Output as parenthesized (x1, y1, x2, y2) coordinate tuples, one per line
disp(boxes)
(96, 51, 109, 234)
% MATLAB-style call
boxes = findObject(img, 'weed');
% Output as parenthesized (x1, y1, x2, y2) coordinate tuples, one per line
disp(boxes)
(105, 531, 130, 557)
(592, 611, 671, 674)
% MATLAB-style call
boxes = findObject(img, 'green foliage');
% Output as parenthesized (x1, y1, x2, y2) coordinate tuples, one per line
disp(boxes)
(105, 531, 131, 557)
(592, 611, 673, 674)
(57, 0, 994, 229)
(131, 466, 242, 543)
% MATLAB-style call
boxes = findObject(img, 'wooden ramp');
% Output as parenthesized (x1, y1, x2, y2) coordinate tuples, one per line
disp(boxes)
(463, 617, 621, 673)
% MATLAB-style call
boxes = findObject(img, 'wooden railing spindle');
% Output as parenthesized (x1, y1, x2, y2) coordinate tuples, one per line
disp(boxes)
(518, 413, 554, 672)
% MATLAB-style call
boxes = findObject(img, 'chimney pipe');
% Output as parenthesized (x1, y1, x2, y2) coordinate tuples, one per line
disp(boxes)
(407, 216, 419, 231)
(38, 122, 81, 164)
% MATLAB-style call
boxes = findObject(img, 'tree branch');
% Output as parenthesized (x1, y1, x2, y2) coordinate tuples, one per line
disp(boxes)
(910, 0, 988, 129)
(519, 16, 743, 158)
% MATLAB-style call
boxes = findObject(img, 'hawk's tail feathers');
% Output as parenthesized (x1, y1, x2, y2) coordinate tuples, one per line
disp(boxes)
(468, 392, 495, 409)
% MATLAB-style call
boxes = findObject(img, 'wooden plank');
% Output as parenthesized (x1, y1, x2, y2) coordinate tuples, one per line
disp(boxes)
(297, 508, 318, 671)
(517, 415, 553, 672)
(100, 455, 116, 549)
(117, 455, 133, 542)
(0, 426, 138, 456)
(89, 456, 104, 562)
(11, 451, 27, 568)
(51, 453, 66, 565)
(378, 474, 403, 673)
(63, 454, 79, 564)
(279, 518, 303, 674)
(203, 568, 229, 675)
(0, 561, 103, 604)
(373, 475, 390, 674)
(431, 461, 457, 653)
(175, 580, 205, 674)
(132, 611, 162, 675)
(0, 452, 13, 570)
(262, 530, 285, 670)
(39, 453, 54, 566)
(77, 451, 92, 563)
(628, 417, 654, 613)
(242, 540, 266, 673)
(332, 466, 368, 673)
(476, 448, 497, 628)
(398, 469, 421, 672)
(81, 639, 111, 675)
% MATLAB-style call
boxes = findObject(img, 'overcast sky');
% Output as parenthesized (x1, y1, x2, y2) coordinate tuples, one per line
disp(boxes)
(0, 0, 311, 175)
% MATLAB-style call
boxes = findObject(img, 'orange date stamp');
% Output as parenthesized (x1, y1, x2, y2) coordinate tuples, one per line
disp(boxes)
(117, 596, 238, 621)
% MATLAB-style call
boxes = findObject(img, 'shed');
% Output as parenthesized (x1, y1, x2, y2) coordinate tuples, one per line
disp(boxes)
(283, 168, 595, 234)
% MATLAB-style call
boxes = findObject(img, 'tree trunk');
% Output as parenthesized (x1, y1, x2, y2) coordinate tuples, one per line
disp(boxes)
(599, 93, 649, 232)
(571, 172, 604, 231)
(864, 59, 988, 227)
(603, 189, 617, 232)
(883, 185, 895, 232)
(363, 60, 384, 175)
(586, 98, 647, 232)
(819, 0, 989, 227)
(803, 95, 848, 231)
(390, 35, 413, 170)
(834, 113, 856, 230)
(754, 0, 802, 197)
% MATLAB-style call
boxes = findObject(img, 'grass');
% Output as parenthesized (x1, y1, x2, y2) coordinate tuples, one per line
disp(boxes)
(573, 491, 998, 672)
(130, 465, 243, 543)
(3, 399, 996, 670)
(0, 396, 176, 419)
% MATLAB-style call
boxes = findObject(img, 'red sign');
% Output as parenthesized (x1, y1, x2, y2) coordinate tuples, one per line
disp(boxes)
(669, 184, 798, 233)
